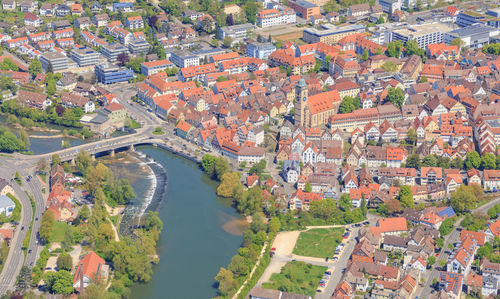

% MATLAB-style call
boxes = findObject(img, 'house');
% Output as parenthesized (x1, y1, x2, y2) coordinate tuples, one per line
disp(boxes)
(370, 217, 408, 236)
(126, 16, 144, 29)
(2, 0, 15, 10)
(421, 167, 443, 185)
(73, 251, 108, 290)
(483, 169, 500, 192)
(0, 195, 15, 218)
(352, 239, 374, 262)
(439, 271, 463, 298)
(420, 211, 443, 229)
(282, 160, 300, 183)
(0, 179, 14, 196)
(17, 90, 52, 110)
(23, 12, 40, 27)
(486, 219, 500, 241)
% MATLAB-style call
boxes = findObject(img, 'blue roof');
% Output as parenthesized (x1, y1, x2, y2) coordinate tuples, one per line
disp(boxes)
(438, 206, 456, 218)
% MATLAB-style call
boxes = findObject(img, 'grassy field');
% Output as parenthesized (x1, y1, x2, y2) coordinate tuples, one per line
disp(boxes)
(262, 261, 326, 296)
(110, 215, 119, 227)
(293, 227, 344, 258)
(51, 222, 69, 243)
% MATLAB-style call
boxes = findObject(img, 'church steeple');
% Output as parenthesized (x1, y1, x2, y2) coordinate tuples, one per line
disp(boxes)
(294, 79, 308, 127)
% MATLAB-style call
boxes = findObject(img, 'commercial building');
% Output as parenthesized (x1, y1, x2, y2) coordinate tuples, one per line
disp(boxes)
(303, 23, 365, 44)
(456, 11, 487, 27)
(391, 23, 453, 48)
(288, 0, 319, 19)
(246, 42, 276, 59)
(127, 39, 150, 55)
(444, 24, 499, 48)
(378, 0, 401, 14)
(140, 59, 174, 76)
(101, 43, 129, 62)
(40, 52, 68, 72)
(71, 47, 100, 67)
(170, 51, 200, 68)
(256, 8, 296, 28)
(218, 23, 254, 44)
(95, 64, 134, 84)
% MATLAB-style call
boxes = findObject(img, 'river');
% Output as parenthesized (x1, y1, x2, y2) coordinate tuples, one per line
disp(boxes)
(103, 145, 245, 299)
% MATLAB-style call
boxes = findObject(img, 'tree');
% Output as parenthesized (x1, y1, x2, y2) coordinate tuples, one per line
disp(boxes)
(286, 66, 292, 76)
(56, 252, 73, 271)
(79, 205, 90, 220)
(268, 217, 281, 234)
(405, 40, 425, 60)
(201, 154, 216, 177)
(386, 41, 403, 58)
(126, 57, 145, 73)
(248, 159, 266, 176)
(427, 256, 436, 267)
(215, 267, 238, 296)
(451, 157, 464, 169)
(160, 0, 182, 17)
(482, 153, 496, 170)
(0, 58, 18, 71)
(117, 53, 130, 66)
(226, 13, 234, 26)
(75, 150, 92, 175)
(214, 157, 230, 180)
(406, 154, 421, 169)
(386, 87, 404, 108)
(217, 172, 241, 197)
(450, 185, 477, 213)
(381, 61, 398, 72)
(376, 16, 384, 24)
(228, 254, 249, 277)
(338, 96, 360, 114)
(422, 155, 437, 167)
(386, 198, 402, 214)
(309, 198, 337, 220)
(465, 151, 481, 170)
(439, 217, 455, 236)
(419, 75, 428, 83)
(407, 128, 417, 145)
(304, 182, 312, 192)
(46, 79, 56, 96)
(398, 185, 414, 208)
(39, 210, 55, 243)
(28, 58, 42, 77)
(435, 237, 444, 248)
(439, 259, 447, 268)
(243, 2, 259, 24)
(360, 197, 367, 217)
(450, 38, 464, 50)
(44, 270, 73, 295)
(223, 36, 233, 48)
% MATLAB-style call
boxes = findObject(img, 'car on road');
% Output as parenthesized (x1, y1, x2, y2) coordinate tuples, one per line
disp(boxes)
(324, 270, 332, 275)
(21, 226, 24, 230)
(28, 249, 32, 253)
(342, 232, 350, 239)
(332, 257, 338, 262)
(316, 286, 325, 293)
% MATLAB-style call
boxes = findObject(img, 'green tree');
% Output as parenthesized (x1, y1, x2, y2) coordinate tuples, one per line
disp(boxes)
(450, 185, 477, 213)
(398, 185, 414, 208)
(126, 57, 145, 73)
(223, 36, 233, 48)
(381, 61, 398, 72)
(386, 87, 404, 108)
(56, 252, 73, 271)
(435, 237, 444, 248)
(217, 172, 241, 197)
(439, 218, 455, 236)
(339, 193, 352, 211)
(482, 153, 496, 170)
(201, 154, 216, 177)
(338, 96, 360, 114)
(419, 75, 428, 83)
(0, 58, 18, 71)
(28, 58, 42, 77)
(215, 267, 238, 296)
(465, 151, 481, 170)
(75, 150, 93, 175)
(268, 217, 281, 234)
(44, 270, 73, 295)
(304, 182, 312, 193)
(422, 155, 437, 167)
(228, 254, 249, 277)
(144, 211, 163, 231)
(407, 128, 417, 145)
(427, 255, 436, 267)
(450, 38, 464, 50)
(405, 40, 425, 60)
(39, 210, 55, 243)
(46, 79, 56, 96)
(248, 159, 266, 176)
(451, 157, 464, 169)
(406, 154, 421, 169)
(214, 157, 230, 180)
(386, 41, 403, 58)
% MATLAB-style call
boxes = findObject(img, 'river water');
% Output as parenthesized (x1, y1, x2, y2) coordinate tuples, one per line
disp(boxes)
(103, 145, 245, 299)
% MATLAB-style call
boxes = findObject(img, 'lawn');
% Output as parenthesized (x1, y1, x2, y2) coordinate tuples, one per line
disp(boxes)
(110, 215, 119, 227)
(51, 222, 69, 243)
(262, 261, 326, 296)
(293, 227, 344, 258)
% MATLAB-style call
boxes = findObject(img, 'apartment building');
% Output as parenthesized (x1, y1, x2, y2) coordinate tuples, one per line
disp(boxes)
(71, 47, 100, 67)
(125, 16, 144, 29)
(140, 60, 174, 76)
(170, 51, 200, 68)
(256, 8, 296, 28)
(40, 52, 68, 72)
(303, 23, 365, 44)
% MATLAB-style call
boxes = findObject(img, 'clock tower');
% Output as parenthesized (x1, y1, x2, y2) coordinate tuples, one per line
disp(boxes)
(294, 78, 308, 127)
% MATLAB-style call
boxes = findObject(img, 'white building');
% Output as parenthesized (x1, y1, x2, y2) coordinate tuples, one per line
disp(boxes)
(0, 195, 15, 218)
(256, 8, 296, 28)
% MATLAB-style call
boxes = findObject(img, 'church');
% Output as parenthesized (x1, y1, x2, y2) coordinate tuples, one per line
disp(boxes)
(294, 78, 341, 128)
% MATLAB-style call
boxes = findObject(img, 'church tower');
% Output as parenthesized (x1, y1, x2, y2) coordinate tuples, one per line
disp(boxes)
(294, 78, 308, 127)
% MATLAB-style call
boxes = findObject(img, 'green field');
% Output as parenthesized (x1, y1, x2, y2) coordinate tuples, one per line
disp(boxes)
(51, 222, 69, 243)
(293, 227, 344, 258)
(262, 261, 326, 296)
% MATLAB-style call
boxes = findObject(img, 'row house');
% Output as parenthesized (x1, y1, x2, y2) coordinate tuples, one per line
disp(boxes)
(80, 31, 107, 47)
(28, 31, 51, 43)
(53, 28, 74, 39)
(6, 37, 28, 48)
(56, 38, 74, 48)
(219, 58, 249, 75)
(179, 63, 217, 82)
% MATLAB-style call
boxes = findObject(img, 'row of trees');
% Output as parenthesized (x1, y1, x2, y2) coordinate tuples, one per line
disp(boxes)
(0, 125, 28, 153)
(404, 151, 500, 171)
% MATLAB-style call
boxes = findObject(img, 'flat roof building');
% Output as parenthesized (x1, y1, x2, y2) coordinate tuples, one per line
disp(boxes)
(128, 39, 150, 55)
(95, 64, 134, 84)
(218, 23, 254, 44)
(288, 0, 319, 20)
(40, 52, 68, 72)
(303, 23, 365, 44)
(101, 43, 129, 62)
(444, 23, 499, 48)
(71, 46, 100, 67)
(391, 22, 453, 48)
(170, 51, 200, 68)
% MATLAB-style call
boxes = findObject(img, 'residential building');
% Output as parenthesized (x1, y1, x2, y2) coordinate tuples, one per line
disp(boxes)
(92, 14, 110, 27)
(140, 60, 174, 76)
(256, 8, 296, 28)
(125, 16, 144, 29)
(39, 52, 68, 72)
(95, 64, 134, 84)
(0, 195, 15, 218)
(484, 169, 500, 192)
(2, 0, 15, 10)
(379, 0, 401, 14)
(170, 51, 200, 68)
(73, 251, 108, 290)
(113, 2, 133, 12)
(348, 3, 370, 17)
(17, 90, 52, 110)
(218, 23, 254, 44)
(246, 42, 276, 59)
